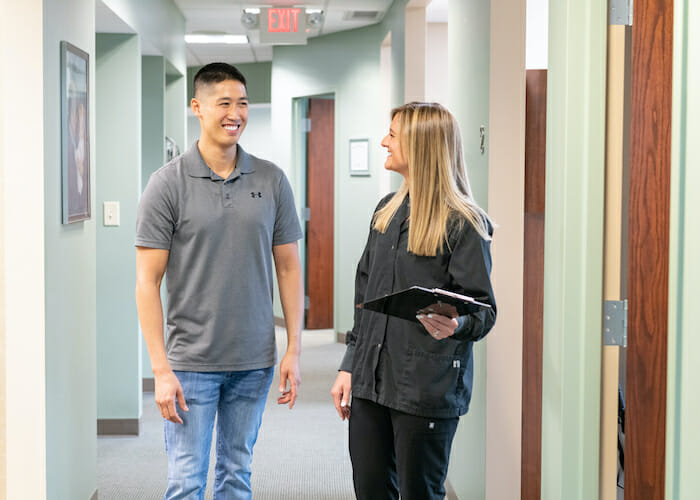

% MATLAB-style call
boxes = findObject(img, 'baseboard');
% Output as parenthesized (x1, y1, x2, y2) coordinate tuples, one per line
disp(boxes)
(97, 418, 140, 436)
(274, 316, 285, 327)
(445, 477, 459, 500)
(336, 330, 346, 343)
(90, 488, 98, 500)
(142, 377, 155, 393)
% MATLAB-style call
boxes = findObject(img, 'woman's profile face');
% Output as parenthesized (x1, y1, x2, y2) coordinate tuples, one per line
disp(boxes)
(381, 115, 408, 179)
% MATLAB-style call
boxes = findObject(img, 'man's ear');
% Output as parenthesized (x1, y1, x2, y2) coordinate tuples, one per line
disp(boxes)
(190, 97, 201, 118)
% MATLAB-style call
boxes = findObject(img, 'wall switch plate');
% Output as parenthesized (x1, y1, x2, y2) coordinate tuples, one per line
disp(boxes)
(103, 201, 120, 226)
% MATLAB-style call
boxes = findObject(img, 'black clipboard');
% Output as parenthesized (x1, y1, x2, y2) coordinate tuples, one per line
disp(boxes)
(357, 286, 491, 323)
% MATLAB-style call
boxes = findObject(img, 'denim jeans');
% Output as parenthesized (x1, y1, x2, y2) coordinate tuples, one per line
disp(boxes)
(163, 367, 274, 500)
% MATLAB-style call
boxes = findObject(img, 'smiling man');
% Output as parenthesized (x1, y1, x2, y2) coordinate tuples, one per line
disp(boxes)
(135, 63, 304, 500)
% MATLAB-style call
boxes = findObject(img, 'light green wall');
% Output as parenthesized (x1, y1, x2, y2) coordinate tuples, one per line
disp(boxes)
(448, 0, 490, 208)
(187, 62, 272, 104)
(667, 0, 700, 498)
(445, 2, 490, 497)
(43, 0, 97, 497)
(270, 0, 407, 330)
(96, 34, 142, 419)
(541, 0, 606, 498)
(142, 56, 166, 187)
(101, 0, 186, 74)
(141, 56, 166, 378)
(166, 71, 187, 156)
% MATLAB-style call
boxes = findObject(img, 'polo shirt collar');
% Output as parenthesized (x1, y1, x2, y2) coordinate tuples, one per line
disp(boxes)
(185, 142, 256, 180)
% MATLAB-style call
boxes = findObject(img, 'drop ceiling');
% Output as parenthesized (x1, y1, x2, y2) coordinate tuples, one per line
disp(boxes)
(95, 1, 449, 67)
(173, 0, 395, 66)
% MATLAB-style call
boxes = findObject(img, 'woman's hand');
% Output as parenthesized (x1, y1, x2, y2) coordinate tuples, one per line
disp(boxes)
(331, 371, 352, 420)
(416, 313, 459, 341)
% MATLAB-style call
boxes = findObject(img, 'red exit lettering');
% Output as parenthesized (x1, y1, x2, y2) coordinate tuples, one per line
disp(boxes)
(268, 8, 301, 33)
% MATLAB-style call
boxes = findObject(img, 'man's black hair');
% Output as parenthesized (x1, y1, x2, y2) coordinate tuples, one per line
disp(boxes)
(193, 62, 247, 96)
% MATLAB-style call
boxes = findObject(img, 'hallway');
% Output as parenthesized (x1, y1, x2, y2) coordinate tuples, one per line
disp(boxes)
(97, 328, 354, 499)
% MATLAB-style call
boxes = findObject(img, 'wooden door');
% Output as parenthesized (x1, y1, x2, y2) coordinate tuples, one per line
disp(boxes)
(521, 69, 547, 500)
(305, 98, 335, 329)
(625, 1, 674, 497)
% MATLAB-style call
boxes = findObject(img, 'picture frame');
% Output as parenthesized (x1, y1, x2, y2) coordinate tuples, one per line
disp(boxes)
(60, 41, 91, 224)
(349, 138, 370, 177)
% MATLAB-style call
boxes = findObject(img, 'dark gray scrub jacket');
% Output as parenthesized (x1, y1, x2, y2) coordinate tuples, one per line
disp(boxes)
(339, 194, 497, 419)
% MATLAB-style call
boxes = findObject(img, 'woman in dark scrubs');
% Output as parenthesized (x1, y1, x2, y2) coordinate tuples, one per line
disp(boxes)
(331, 102, 497, 500)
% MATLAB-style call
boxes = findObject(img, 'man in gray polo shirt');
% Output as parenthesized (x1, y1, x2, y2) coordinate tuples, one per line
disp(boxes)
(135, 63, 304, 500)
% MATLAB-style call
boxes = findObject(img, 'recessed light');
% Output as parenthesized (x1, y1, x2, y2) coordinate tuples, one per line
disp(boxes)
(185, 34, 249, 44)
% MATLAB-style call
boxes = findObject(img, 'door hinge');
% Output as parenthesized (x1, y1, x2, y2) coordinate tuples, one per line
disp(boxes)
(304, 295, 310, 310)
(301, 207, 311, 222)
(301, 118, 311, 133)
(604, 299, 628, 347)
(610, 0, 633, 26)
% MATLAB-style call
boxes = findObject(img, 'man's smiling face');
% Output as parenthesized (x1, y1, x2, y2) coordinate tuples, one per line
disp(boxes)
(192, 79, 248, 149)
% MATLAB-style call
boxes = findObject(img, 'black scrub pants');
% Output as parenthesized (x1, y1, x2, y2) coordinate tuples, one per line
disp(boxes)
(348, 397, 459, 500)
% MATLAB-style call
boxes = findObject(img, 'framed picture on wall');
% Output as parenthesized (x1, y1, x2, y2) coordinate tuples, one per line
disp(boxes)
(349, 138, 370, 176)
(60, 41, 91, 224)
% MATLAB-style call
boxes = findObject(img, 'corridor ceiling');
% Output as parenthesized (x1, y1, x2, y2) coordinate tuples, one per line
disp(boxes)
(174, 0, 394, 65)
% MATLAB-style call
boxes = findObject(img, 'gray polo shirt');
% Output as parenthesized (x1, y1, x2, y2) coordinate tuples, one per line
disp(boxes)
(135, 142, 302, 371)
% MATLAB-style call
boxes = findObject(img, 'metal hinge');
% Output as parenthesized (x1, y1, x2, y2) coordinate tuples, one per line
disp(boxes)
(301, 118, 311, 133)
(304, 295, 310, 310)
(604, 299, 628, 347)
(301, 207, 311, 222)
(610, 0, 633, 26)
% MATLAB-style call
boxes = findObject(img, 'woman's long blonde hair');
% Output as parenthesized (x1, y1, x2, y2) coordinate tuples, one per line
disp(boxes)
(373, 102, 492, 256)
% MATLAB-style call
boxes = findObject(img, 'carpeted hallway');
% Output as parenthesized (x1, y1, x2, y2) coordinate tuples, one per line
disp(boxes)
(98, 328, 355, 499)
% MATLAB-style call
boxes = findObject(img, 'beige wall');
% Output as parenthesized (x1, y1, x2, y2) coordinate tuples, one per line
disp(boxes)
(404, 4, 427, 101)
(426, 23, 448, 103)
(486, 0, 527, 499)
(0, 1, 47, 499)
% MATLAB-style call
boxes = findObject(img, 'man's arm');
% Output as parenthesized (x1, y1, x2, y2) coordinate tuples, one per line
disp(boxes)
(135, 247, 188, 423)
(272, 241, 304, 409)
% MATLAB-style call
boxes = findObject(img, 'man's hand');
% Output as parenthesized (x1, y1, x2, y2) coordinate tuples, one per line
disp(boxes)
(278, 351, 301, 409)
(331, 371, 352, 420)
(155, 370, 188, 424)
(416, 313, 459, 341)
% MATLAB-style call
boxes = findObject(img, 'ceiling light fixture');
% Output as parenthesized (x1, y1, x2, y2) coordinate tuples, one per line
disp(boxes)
(185, 34, 248, 44)
(243, 8, 260, 14)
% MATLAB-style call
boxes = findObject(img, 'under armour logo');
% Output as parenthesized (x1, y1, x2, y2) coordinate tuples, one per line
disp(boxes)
(250, 192, 262, 198)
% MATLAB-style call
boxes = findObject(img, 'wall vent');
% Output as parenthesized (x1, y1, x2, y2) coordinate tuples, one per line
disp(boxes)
(343, 10, 381, 21)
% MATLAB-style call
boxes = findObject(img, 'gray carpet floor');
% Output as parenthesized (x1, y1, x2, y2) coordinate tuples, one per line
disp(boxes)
(98, 328, 355, 499)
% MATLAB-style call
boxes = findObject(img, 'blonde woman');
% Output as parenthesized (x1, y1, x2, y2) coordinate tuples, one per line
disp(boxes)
(331, 102, 497, 500)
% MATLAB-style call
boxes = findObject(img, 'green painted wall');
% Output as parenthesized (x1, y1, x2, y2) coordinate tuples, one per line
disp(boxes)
(187, 62, 272, 104)
(667, 0, 700, 498)
(166, 71, 187, 157)
(541, 0, 606, 498)
(270, 1, 407, 329)
(445, 2, 490, 497)
(448, 0, 490, 209)
(142, 56, 166, 188)
(101, 0, 186, 74)
(96, 34, 142, 419)
(141, 56, 166, 378)
(43, 0, 97, 497)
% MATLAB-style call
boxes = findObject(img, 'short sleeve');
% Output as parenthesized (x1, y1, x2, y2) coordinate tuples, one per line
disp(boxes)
(272, 173, 303, 246)
(135, 171, 176, 250)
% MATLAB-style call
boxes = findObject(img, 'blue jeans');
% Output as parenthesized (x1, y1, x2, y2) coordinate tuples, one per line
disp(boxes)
(163, 367, 274, 500)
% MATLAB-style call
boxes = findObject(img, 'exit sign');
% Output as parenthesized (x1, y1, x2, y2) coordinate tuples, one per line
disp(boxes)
(259, 7, 308, 44)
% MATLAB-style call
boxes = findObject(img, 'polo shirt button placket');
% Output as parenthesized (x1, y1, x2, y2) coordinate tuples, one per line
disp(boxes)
(222, 182, 234, 208)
